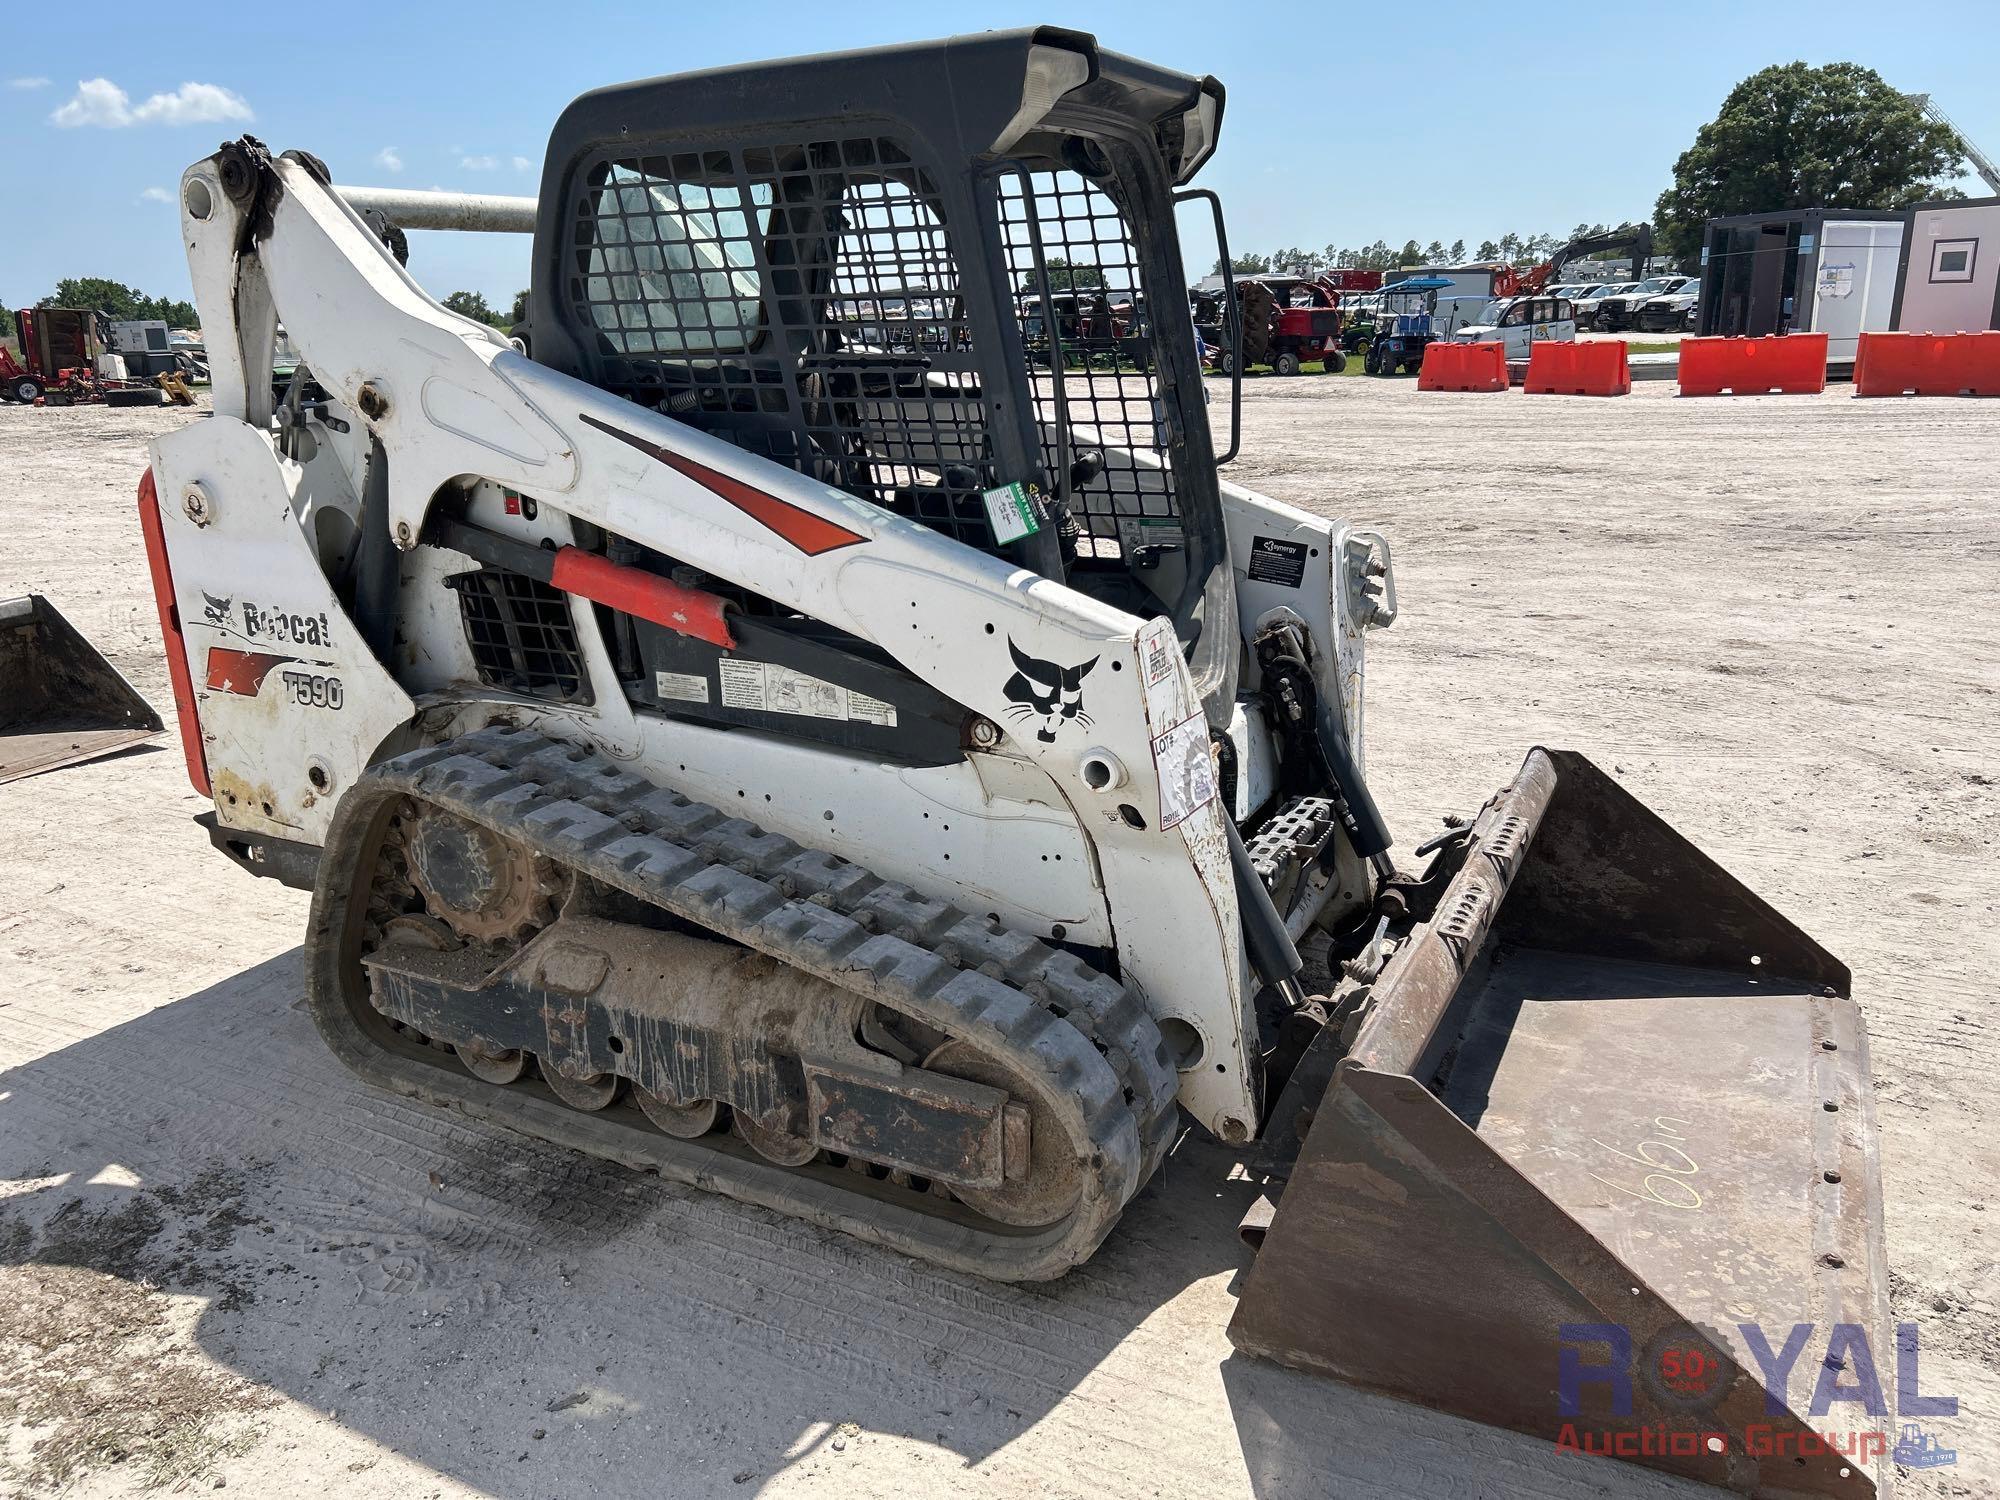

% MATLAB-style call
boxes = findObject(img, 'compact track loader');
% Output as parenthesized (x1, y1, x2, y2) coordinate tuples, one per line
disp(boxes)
(142, 30, 1888, 1495)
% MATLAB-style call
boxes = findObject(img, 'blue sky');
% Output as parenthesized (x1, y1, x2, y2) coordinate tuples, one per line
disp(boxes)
(4, 0, 1995, 317)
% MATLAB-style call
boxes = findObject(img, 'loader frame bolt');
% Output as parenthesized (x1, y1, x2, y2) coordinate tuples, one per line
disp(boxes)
(183, 485, 211, 526)
(968, 716, 1000, 749)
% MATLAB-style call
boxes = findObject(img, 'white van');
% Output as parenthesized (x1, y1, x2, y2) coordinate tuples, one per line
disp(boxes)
(1449, 295, 1577, 360)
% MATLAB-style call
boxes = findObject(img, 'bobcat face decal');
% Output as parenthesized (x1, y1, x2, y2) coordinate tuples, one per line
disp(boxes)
(1003, 639, 1097, 743)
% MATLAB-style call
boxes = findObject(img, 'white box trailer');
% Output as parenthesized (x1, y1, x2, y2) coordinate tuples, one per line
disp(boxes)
(1892, 196, 2000, 333)
(1696, 209, 1903, 370)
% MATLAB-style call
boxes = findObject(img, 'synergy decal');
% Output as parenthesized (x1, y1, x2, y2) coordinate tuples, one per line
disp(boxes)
(1003, 640, 1097, 744)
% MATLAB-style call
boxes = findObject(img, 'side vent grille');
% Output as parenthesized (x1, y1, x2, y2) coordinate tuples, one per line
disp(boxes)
(446, 568, 590, 704)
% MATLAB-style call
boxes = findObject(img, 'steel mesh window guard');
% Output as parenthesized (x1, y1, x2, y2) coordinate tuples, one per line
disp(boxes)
(568, 139, 1004, 551)
(998, 169, 1182, 563)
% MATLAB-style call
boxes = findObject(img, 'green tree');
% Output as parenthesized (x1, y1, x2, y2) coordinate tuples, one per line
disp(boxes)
(509, 289, 531, 325)
(135, 293, 198, 326)
(0, 306, 14, 341)
(1027, 257, 1111, 293)
(1654, 62, 1961, 256)
(1423, 240, 1445, 263)
(443, 290, 510, 327)
(1272, 246, 1328, 276)
(1396, 239, 1422, 267)
(44, 278, 142, 318)
(1448, 238, 1466, 261)
(40, 279, 197, 327)
(1209, 251, 1271, 276)
(1476, 239, 1499, 260)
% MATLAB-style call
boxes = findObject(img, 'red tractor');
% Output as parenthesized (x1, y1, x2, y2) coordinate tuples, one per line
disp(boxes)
(2, 307, 169, 406)
(1, 307, 93, 403)
(1200, 275, 1348, 376)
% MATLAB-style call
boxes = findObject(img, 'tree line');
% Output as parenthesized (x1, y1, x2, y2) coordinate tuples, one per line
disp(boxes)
(0, 279, 528, 341)
(23, 279, 200, 329)
(14, 68, 1958, 342)
(1211, 226, 1631, 278)
(1214, 63, 1963, 278)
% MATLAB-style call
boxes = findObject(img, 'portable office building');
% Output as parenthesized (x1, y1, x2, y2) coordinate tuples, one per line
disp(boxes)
(1695, 209, 1903, 369)
(1892, 197, 2000, 333)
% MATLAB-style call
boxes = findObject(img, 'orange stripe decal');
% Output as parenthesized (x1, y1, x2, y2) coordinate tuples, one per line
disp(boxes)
(137, 468, 211, 797)
(205, 647, 293, 695)
(580, 412, 867, 557)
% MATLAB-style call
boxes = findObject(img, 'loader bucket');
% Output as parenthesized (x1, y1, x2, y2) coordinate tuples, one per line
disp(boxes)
(0, 595, 164, 784)
(1229, 749, 1890, 1499)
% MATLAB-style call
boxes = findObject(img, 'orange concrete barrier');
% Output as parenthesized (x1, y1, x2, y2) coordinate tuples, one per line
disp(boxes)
(1417, 340, 1509, 392)
(1854, 331, 2000, 396)
(1523, 340, 1630, 396)
(1678, 334, 1827, 396)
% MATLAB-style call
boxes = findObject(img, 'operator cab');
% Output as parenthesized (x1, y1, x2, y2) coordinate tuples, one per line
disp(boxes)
(527, 29, 1239, 724)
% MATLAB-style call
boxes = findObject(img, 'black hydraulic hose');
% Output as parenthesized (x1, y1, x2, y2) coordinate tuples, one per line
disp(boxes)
(1225, 817, 1304, 992)
(1262, 649, 1395, 867)
(1312, 687, 1395, 862)
(353, 436, 399, 666)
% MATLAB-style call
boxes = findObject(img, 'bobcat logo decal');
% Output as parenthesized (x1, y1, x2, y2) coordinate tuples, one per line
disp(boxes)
(201, 590, 233, 626)
(1004, 639, 1097, 743)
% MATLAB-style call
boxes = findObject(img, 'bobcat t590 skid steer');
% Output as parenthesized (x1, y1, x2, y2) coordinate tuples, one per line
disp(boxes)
(140, 29, 1888, 1496)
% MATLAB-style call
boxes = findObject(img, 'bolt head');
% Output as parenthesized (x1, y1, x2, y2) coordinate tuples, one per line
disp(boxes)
(394, 520, 414, 548)
(969, 716, 1001, 749)
(182, 484, 211, 526)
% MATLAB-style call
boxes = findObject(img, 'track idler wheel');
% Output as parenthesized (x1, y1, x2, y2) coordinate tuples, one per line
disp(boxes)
(541, 1058, 622, 1112)
(733, 1112, 817, 1167)
(459, 1043, 530, 1086)
(634, 1086, 723, 1140)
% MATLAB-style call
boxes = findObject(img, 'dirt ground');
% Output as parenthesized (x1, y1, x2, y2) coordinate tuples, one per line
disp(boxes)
(1, 380, 1994, 1500)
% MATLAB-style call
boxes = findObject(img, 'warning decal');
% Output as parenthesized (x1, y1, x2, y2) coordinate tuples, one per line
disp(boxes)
(1247, 536, 1310, 589)
(717, 659, 898, 727)
(655, 670, 710, 704)
(1151, 713, 1218, 831)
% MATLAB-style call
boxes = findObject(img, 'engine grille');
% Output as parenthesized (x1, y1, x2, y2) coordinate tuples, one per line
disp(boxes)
(446, 568, 590, 704)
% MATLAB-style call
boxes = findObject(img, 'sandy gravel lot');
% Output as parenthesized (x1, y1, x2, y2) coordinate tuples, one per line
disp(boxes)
(1, 379, 1994, 1500)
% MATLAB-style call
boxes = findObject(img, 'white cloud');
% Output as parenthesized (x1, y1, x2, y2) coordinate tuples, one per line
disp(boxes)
(375, 145, 404, 173)
(139, 186, 175, 204)
(7, 77, 51, 90)
(459, 153, 498, 171)
(51, 78, 253, 129)
(512, 155, 533, 172)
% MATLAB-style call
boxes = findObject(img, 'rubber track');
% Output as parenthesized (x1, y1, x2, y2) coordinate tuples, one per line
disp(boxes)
(305, 724, 1180, 1281)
